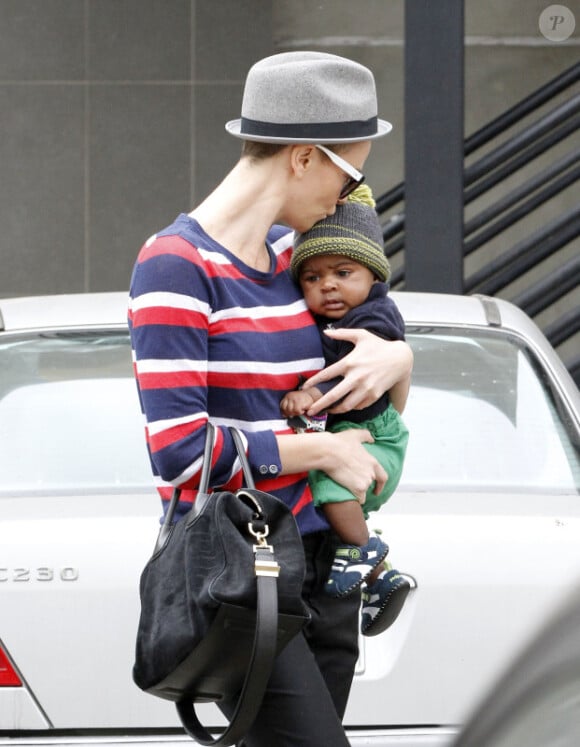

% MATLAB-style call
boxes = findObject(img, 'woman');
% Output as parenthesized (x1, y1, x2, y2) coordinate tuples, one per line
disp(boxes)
(129, 50, 413, 746)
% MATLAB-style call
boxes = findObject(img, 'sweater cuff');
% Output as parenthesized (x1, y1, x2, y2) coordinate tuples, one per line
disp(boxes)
(246, 429, 283, 480)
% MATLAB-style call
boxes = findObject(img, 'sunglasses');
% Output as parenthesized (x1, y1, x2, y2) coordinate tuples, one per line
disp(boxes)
(315, 144, 366, 200)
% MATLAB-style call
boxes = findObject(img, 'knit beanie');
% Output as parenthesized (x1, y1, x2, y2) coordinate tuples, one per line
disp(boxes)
(291, 184, 390, 282)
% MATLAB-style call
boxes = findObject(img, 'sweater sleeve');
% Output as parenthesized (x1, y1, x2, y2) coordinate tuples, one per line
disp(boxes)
(128, 234, 282, 496)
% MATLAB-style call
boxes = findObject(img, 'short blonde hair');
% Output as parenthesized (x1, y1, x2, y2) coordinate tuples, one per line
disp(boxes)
(241, 141, 287, 160)
(241, 141, 349, 161)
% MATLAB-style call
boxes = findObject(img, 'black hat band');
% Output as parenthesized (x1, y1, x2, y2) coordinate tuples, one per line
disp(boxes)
(240, 116, 379, 139)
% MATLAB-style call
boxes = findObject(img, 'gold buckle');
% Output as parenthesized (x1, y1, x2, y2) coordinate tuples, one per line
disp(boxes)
(254, 558, 281, 578)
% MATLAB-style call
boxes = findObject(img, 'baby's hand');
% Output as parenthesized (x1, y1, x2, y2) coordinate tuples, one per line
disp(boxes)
(280, 389, 316, 417)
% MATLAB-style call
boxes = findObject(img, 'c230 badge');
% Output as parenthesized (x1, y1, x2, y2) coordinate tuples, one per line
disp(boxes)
(0, 567, 79, 582)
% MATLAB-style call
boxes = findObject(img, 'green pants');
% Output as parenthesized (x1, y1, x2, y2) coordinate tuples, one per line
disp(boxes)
(309, 404, 409, 518)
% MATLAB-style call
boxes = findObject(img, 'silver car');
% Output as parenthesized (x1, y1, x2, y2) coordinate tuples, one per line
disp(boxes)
(454, 581, 580, 746)
(0, 291, 578, 746)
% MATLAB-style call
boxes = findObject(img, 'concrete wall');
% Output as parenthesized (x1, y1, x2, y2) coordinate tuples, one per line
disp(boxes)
(0, 0, 577, 363)
(0, 0, 273, 295)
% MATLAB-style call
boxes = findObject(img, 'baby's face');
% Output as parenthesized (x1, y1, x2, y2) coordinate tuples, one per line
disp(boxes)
(298, 254, 376, 319)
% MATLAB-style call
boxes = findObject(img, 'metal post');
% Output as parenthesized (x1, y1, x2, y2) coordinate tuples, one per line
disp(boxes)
(404, 0, 465, 292)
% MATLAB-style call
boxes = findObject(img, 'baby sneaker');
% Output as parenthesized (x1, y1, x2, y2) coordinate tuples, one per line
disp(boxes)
(360, 565, 416, 636)
(325, 531, 389, 598)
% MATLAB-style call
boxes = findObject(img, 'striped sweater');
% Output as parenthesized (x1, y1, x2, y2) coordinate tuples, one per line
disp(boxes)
(128, 213, 329, 534)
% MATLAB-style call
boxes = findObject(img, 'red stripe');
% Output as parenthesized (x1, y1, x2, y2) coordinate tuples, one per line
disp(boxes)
(138, 369, 206, 390)
(253, 473, 315, 516)
(147, 419, 202, 453)
(139, 236, 198, 263)
(275, 246, 292, 271)
(212, 310, 313, 335)
(291, 483, 314, 516)
(157, 423, 222, 498)
(139, 236, 250, 281)
(208, 371, 308, 390)
(131, 305, 207, 328)
(254, 472, 304, 493)
(160, 487, 196, 505)
(159, 473, 313, 518)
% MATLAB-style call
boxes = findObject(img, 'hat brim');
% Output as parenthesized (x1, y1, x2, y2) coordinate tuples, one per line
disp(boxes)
(225, 118, 393, 144)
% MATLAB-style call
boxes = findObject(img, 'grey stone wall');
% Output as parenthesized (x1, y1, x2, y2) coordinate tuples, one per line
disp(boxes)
(0, 0, 271, 295)
(0, 0, 577, 365)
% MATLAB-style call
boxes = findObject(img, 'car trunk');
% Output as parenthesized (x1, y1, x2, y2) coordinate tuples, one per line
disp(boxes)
(1, 489, 579, 733)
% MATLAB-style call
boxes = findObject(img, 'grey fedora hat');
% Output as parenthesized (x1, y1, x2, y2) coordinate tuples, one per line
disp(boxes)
(225, 51, 392, 144)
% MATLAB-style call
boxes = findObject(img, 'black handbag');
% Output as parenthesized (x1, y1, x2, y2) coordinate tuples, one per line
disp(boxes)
(133, 423, 309, 746)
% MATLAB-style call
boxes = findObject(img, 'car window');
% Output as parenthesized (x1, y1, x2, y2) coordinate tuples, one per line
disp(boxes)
(401, 328, 579, 493)
(0, 327, 578, 496)
(0, 331, 152, 495)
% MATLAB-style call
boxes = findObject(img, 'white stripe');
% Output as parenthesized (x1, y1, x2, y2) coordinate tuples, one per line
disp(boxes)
(153, 453, 205, 488)
(147, 412, 207, 437)
(136, 358, 207, 374)
(150, 416, 292, 440)
(212, 298, 308, 323)
(130, 291, 209, 315)
(209, 358, 321, 375)
(157, 231, 293, 264)
(212, 416, 289, 432)
(197, 231, 293, 262)
(173, 453, 205, 485)
(130, 292, 308, 323)
(152, 418, 289, 488)
(270, 231, 293, 255)
(196, 246, 233, 265)
(137, 357, 322, 376)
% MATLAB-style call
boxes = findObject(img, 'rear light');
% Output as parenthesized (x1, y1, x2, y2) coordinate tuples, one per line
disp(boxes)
(0, 645, 22, 686)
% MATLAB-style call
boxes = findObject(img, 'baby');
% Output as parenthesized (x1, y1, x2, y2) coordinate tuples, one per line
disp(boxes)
(281, 185, 415, 636)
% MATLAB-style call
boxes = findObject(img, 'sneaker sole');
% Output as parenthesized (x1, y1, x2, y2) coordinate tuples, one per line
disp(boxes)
(361, 578, 411, 637)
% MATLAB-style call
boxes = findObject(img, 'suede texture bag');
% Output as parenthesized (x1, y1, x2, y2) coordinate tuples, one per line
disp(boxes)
(132, 424, 309, 746)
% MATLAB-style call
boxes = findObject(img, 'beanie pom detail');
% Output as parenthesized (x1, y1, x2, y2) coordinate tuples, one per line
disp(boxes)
(347, 183, 376, 209)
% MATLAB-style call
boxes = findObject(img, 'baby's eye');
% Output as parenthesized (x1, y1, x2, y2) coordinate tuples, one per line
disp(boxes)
(337, 270, 351, 277)
(303, 274, 319, 283)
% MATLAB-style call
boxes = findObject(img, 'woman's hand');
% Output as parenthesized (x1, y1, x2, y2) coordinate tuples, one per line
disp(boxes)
(302, 329, 413, 415)
(322, 429, 388, 502)
(277, 429, 387, 504)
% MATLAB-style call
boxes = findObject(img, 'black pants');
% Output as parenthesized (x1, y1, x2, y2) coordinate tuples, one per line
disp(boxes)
(223, 531, 361, 746)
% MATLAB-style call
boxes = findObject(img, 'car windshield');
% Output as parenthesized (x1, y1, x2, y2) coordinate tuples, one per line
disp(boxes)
(0, 327, 578, 496)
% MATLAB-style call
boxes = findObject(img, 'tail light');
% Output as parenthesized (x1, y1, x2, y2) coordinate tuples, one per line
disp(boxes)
(0, 644, 22, 687)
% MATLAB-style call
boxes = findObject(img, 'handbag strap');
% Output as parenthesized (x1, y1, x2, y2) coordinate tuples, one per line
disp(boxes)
(175, 426, 282, 746)
(165, 423, 253, 526)
(229, 426, 255, 489)
(153, 422, 215, 554)
(167, 422, 215, 522)
(176, 546, 280, 746)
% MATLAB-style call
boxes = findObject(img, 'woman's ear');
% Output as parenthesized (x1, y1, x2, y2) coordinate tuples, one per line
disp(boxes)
(289, 144, 317, 178)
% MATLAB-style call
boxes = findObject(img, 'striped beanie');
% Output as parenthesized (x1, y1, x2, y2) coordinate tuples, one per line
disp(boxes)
(291, 184, 390, 282)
